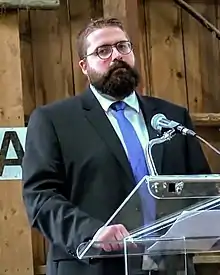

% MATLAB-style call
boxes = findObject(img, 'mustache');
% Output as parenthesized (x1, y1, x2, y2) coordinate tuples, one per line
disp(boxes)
(107, 60, 132, 75)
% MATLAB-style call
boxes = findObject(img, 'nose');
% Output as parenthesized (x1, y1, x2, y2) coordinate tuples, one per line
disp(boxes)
(111, 46, 122, 60)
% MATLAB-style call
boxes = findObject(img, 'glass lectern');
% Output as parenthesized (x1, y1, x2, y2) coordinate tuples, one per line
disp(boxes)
(76, 174, 220, 275)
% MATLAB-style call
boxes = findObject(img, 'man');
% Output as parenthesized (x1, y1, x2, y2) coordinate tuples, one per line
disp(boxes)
(22, 17, 211, 275)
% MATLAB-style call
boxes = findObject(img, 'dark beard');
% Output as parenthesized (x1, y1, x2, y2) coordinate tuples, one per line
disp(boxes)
(89, 60, 140, 100)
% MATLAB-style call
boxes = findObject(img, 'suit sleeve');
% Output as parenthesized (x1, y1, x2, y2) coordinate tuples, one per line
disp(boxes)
(22, 107, 104, 258)
(183, 108, 211, 174)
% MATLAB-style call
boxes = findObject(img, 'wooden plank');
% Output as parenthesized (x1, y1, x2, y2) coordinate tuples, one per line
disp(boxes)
(90, 0, 103, 18)
(0, 12, 34, 275)
(195, 264, 220, 275)
(182, 2, 220, 113)
(102, 0, 145, 93)
(19, 10, 47, 267)
(30, 0, 74, 106)
(27, 0, 74, 266)
(146, 0, 188, 106)
(195, 125, 220, 171)
(19, 10, 36, 124)
(194, 251, 220, 275)
(31, 228, 47, 268)
(0, 0, 59, 9)
(191, 113, 220, 126)
(182, 2, 220, 182)
(34, 265, 46, 275)
(181, 2, 203, 113)
(194, 254, 220, 264)
(137, 0, 152, 95)
(69, 0, 103, 94)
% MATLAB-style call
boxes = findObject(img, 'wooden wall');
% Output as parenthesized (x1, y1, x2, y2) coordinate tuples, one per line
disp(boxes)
(0, 13, 34, 275)
(0, 0, 220, 273)
(19, 0, 220, 173)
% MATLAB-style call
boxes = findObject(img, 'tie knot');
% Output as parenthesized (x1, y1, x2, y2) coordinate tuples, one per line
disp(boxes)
(111, 101, 126, 112)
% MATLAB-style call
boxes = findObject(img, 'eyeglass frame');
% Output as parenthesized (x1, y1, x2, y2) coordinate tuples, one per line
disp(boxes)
(83, 40, 133, 60)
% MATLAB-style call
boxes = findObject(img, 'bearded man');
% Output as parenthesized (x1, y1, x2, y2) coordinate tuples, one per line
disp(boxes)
(22, 17, 211, 275)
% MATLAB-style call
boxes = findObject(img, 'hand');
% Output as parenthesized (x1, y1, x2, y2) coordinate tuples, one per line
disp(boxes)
(93, 224, 130, 252)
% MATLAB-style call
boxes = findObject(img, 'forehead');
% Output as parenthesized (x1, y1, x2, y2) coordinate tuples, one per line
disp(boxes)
(86, 27, 128, 52)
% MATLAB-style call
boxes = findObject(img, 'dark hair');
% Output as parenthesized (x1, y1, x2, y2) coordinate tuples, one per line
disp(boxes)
(76, 17, 127, 60)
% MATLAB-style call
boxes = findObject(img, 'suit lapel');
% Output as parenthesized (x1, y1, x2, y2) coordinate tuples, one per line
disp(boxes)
(80, 88, 164, 184)
(81, 88, 136, 190)
(137, 94, 164, 175)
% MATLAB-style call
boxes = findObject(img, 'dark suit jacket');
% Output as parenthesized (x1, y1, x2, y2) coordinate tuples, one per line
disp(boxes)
(22, 88, 211, 275)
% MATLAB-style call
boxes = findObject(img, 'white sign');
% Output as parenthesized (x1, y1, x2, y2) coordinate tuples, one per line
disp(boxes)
(0, 127, 27, 180)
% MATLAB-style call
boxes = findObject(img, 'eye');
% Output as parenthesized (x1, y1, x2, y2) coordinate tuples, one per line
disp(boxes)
(97, 46, 111, 56)
(118, 43, 127, 50)
(117, 42, 131, 53)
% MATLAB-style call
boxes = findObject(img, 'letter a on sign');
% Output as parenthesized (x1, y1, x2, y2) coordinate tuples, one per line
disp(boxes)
(0, 128, 26, 180)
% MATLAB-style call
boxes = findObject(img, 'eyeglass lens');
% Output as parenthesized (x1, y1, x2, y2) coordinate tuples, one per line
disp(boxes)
(97, 41, 132, 59)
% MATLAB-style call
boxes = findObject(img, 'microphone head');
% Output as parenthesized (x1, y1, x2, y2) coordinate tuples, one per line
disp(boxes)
(151, 113, 181, 134)
(151, 113, 167, 132)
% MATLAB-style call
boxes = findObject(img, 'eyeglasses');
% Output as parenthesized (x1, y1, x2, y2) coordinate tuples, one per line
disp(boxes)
(84, 40, 133, 60)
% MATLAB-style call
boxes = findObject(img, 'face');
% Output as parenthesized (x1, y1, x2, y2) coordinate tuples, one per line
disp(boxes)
(79, 27, 140, 100)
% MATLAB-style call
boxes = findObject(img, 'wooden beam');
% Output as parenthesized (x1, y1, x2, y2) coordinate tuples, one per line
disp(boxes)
(102, 0, 144, 93)
(194, 253, 220, 264)
(175, 0, 220, 40)
(0, 0, 59, 9)
(191, 113, 220, 126)
(35, 265, 46, 275)
(0, 12, 34, 275)
(19, 10, 36, 122)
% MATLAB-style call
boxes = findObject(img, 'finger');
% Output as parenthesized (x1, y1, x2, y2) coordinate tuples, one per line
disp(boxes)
(117, 224, 130, 236)
(114, 229, 126, 250)
(97, 226, 114, 242)
(94, 225, 129, 251)
(117, 225, 138, 250)
(109, 235, 122, 251)
(111, 225, 128, 251)
(98, 226, 117, 251)
(105, 226, 124, 251)
(102, 241, 113, 252)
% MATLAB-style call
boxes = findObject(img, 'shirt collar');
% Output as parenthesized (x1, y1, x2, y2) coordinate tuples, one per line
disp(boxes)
(90, 84, 140, 113)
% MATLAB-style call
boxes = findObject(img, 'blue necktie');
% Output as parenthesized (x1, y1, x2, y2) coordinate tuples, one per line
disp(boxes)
(111, 101, 156, 224)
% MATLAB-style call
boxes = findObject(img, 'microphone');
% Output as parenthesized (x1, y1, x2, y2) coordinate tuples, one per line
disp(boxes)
(151, 113, 196, 137)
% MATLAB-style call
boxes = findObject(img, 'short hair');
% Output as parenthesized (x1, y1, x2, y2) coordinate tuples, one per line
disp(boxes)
(76, 17, 127, 60)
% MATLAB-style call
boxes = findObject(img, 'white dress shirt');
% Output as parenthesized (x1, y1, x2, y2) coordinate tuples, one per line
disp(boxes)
(90, 86, 157, 270)
(90, 85, 150, 161)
